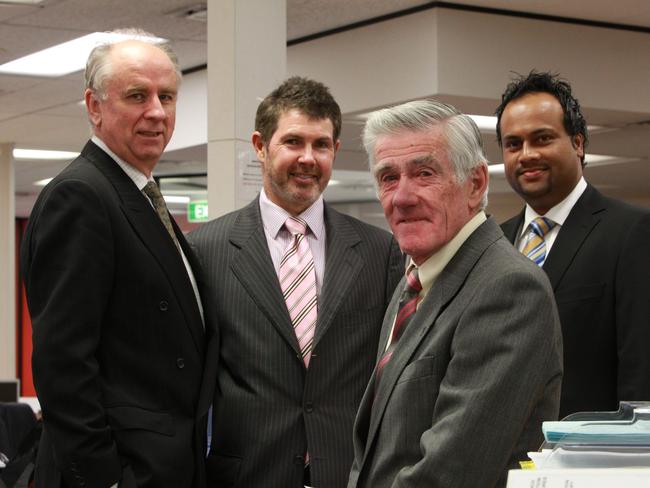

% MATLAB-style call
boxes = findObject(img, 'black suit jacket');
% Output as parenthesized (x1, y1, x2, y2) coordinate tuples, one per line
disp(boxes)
(502, 184, 650, 418)
(189, 198, 403, 488)
(21, 141, 210, 488)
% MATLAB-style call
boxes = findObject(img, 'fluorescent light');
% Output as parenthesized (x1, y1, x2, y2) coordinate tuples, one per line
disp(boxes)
(464, 116, 605, 134)
(14, 148, 79, 160)
(34, 178, 53, 187)
(469, 115, 497, 131)
(0, 0, 44, 4)
(0, 32, 165, 77)
(487, 154, 626, 176)
(488, 164, 505, 175)
(585, 154, 618, 165)
(356, 112, 499, 132)
(164, 195, 190, 204)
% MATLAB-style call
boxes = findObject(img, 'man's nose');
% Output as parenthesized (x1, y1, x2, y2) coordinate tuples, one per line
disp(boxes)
(392, 177, 417, 207)
(144, 96, 166, 120)
(520, 141, 541, 162)
(298, 144, 316, 164)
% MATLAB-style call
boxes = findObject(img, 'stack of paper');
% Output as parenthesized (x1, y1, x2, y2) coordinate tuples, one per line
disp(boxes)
(543, 419, 650, 445)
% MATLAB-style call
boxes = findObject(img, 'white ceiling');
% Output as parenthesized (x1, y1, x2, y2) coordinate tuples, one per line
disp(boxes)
(1, 0, 649, 218)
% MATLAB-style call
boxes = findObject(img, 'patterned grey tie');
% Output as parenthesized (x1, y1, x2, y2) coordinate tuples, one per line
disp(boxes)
(142, 181, 181, 251)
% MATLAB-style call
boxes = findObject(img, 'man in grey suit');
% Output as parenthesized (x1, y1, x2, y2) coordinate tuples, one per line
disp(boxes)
(348, 99, 563, 488)
(190, 77, 403, 487)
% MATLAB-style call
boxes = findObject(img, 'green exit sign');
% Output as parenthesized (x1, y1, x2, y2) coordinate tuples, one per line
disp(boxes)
(188, 200, 209, 222)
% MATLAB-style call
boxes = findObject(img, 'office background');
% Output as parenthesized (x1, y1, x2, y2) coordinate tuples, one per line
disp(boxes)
(0, 0, 649, 393)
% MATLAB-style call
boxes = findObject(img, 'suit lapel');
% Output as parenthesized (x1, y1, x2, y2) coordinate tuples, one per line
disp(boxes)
(228, 200, 301, 356)
(501, 209, 525, 244)
(543, 185, 604, 289)
(361, 219, 503, 464)
(83, 141, 204, 353)
(375, 277, 404, 362)
(315, 205, 364, 346)
(352, 279, 403, 466)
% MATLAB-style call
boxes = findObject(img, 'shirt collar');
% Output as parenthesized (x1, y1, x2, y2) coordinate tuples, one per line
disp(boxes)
(414, 210, 487, 296)
(91, 135, 153, 190)
(259, 188, 325, 239)
(522, 176, 587, 236)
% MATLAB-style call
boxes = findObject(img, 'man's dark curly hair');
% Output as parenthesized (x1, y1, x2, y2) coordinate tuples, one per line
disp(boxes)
(495, 71, 588, 164)
(255, 76, 342, 144)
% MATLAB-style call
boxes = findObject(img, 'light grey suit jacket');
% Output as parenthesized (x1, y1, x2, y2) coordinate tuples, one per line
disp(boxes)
(348, 217, 563, 488)
(189, 198, 403, 488)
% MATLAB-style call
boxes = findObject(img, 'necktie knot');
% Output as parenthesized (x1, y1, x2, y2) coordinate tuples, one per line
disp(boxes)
(522, 216, 556, 266)
(142, 181, 180, 251)
(404, 265, 422, 294)
(143, 181, 164, 203)
(285, 216, 308, 236)
(529, 216, 556, 238)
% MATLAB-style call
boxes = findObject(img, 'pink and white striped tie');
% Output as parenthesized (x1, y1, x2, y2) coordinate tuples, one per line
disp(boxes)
(279, 217, 317, 367)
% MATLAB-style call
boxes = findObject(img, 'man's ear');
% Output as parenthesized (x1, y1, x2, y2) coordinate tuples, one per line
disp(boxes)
(572, 133, 585, 160)
(468, 163, 488, 209)
(85, 89, 101, 128)
(252, 131, 267, 163)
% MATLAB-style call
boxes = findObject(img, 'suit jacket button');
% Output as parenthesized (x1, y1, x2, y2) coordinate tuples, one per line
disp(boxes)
(293, 454, 304, 465)
(159, 300, 169, 311)
(176, 357, 185, 369)
(305, 402, 314, 413)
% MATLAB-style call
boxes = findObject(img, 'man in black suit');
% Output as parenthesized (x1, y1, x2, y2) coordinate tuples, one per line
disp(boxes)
(190, 77, 403, 487)
(497, 71, 650, 418)
(21, 29, 210, 488)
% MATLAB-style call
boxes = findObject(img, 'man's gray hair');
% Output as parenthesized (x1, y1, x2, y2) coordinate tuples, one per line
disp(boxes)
(362, 99, 489, 209)
(84, 27, 181, 99)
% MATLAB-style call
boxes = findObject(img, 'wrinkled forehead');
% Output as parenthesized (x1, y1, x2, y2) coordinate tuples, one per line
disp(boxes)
(374, 127, 447, 161)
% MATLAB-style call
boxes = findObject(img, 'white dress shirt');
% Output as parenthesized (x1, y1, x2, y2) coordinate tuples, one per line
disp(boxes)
(385, 211, 487, 350)
(259, 188, 327, 294)
(91, 136, 204, 324)
(516, 177, 588, 255)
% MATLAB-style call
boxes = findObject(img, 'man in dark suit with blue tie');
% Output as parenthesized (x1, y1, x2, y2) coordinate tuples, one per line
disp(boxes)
(21, 29, 211, 488)
(497, 71, 650, 418)
(190, 77, 403, 488)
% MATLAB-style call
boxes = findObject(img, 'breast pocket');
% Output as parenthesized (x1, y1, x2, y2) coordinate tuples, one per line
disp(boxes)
(396, 355, 437, 385)
(555, 283, 605, 305)
(392, 356, 439, 451)
(555, 283, 607, 337)
(106, 405, 175, 436)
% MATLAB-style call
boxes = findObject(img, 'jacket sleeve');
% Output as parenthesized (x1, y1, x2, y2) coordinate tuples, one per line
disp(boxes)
(616, 212, 650, 403)
(22, 178, 123, 488)
(391, 268, 562, 488)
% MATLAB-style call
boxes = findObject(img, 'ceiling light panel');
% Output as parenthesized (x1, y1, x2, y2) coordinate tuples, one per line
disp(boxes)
(0, 0, 44, 4)
(14, 148, 79, 160)
(0, 32, 165, 77)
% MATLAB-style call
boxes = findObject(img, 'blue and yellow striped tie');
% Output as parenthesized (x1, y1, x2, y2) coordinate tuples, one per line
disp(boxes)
(522, 217, 556, 266)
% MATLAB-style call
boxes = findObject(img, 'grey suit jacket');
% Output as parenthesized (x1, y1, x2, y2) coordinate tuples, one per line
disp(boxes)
(189, 198, 403, 488)
(348, 218, 563, 488)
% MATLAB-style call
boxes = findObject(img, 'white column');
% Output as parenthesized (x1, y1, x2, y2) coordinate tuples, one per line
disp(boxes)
(207, 0, 287, 218)
(0, 143, 16, 379)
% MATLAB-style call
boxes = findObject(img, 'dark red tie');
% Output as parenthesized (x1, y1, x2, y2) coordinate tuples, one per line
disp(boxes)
(375, 265, 422, 388)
